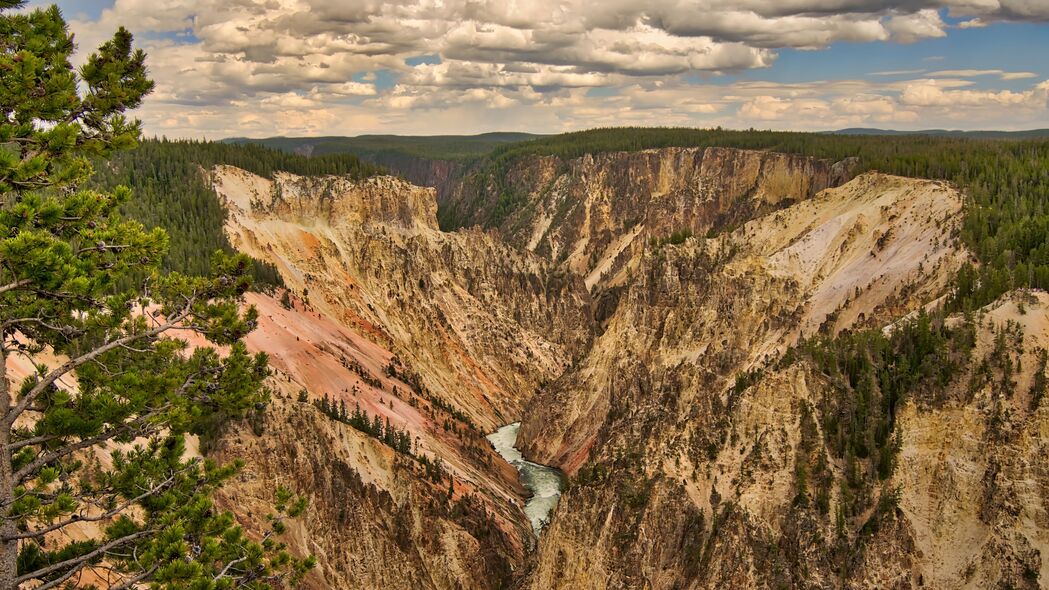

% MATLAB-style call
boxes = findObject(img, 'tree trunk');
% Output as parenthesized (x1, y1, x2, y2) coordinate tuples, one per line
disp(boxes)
(1, 345, 18, 590)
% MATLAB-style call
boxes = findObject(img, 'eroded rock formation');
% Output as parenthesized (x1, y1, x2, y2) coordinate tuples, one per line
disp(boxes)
(199, 147, 1047, 589)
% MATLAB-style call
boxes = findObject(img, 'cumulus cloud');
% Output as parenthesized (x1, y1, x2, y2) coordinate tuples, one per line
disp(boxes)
(900, 78, 1049, 107)
(885, 9, 947, 42)
(26, 0, 1048, 137)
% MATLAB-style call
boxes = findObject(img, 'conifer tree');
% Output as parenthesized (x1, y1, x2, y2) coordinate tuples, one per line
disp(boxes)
(0, 3, 311, 588)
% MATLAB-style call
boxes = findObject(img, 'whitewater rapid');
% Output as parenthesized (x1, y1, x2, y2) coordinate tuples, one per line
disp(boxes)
(486, 422, 565, 534)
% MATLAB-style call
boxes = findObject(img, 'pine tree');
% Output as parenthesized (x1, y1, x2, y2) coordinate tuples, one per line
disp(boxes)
(372, 414, 384, 439)
(352, 402, 363, 428)
(0, 3, 312, 588)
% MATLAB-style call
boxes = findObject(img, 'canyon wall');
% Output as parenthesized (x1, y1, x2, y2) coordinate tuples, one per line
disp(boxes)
(441, 147, 856, 293)
(514, 168, 1047, 589)
(202, 166, 596, 588)
(203, 147, 1047, 589)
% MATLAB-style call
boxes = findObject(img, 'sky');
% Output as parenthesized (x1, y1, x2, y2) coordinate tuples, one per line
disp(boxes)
(26, 0, 1049, 139)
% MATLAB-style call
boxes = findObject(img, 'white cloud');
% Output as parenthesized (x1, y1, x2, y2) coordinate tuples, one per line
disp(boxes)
(870, 69, 928, 76)
(885, 9, 948, 42)
(900, 78, 1049, 107)
(928, 69, 1039, 80)
(28, 0, 1048, 137)
(1000, 72, 1039, 80)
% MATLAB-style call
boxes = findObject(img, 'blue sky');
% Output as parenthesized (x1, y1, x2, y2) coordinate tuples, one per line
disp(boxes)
(752, 21, 1049, 87)
(32, 0, 1049, 137)
(46, 0, 109, 20)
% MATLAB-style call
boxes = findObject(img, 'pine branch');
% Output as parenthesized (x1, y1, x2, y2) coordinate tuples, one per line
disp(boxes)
(13, 529, 153, 586)
(2, 300, 194, 428)
(2, 470, 181, 541)
(12, 405, 169, 484)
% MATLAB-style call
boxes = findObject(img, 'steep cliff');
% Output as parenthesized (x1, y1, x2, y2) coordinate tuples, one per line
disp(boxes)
(360, 153, 465, 210)
(199, 167, 596, 589)
(520, 173, 967, 471)
(514, 173, 1049, 589)
(200, 148, 1047, 589)
(211, 362, 528, 590)
(443, 147, 855, 293)
(213, 166, 593, 429)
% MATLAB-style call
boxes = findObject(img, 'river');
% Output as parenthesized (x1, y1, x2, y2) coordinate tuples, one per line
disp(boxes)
(486, 422, 565, 534)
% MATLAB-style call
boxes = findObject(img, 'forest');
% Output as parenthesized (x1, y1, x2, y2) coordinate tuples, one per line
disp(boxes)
(228, 132, 540, 161)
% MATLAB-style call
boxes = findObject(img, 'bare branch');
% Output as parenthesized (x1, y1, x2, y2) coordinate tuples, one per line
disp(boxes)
(214, 555, 251, 581)
(5, 432, 59, 452)
(74, 244, 133, 255)
(1, 317, 83, 342)
(25, 559, 83, 590)
(0, 278, 31, 294)
(108, 564, 159, 590)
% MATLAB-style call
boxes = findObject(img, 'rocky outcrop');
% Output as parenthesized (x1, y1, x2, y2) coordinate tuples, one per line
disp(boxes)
(890, 292, 1049, 589)
(513, 173, 1047, 589)
(213, 166, 593, 429)
(203, 149, 1047, 590)
(443, 147, 856, 292)
(520, 173, 967, 471)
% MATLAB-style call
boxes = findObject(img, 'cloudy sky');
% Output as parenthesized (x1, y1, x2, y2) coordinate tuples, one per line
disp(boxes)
(28, 0, 1049, 138)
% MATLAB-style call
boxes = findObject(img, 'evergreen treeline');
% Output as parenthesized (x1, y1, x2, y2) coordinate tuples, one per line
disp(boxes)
(229, 132, 540, 161)
(482, 127, 1049, 313)
(89, 138, 384, 287)
(385, 356, 477, 429)
(311, 392, 450, 484)
(316, 393, 414, 455)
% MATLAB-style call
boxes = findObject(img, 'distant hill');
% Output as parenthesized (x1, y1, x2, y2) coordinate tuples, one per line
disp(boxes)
(224, 132, 543, 161)
(832, 128, 1049, 139)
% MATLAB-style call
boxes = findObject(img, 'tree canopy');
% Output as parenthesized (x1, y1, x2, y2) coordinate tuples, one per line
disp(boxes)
(0, 3, 310, 588)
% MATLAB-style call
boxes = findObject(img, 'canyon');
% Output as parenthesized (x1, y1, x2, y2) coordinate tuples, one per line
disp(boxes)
(166, 146, 1045, 588)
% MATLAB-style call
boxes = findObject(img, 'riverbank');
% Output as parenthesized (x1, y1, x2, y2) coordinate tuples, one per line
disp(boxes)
(486, 422, 565, 534)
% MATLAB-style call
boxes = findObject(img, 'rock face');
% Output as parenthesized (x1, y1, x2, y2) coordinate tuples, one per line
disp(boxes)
(442, 147, 855, 292)
(519, 173, 968, 472)
(892, 292, 1049, 589)
(363, 153, 465, 211)
(205, 167, 595, 589)
(202, 147, 1048, 590)
(213, 166, 593, 429)
(211, 371, 524, 590)
(514, 169, 1049, 589)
